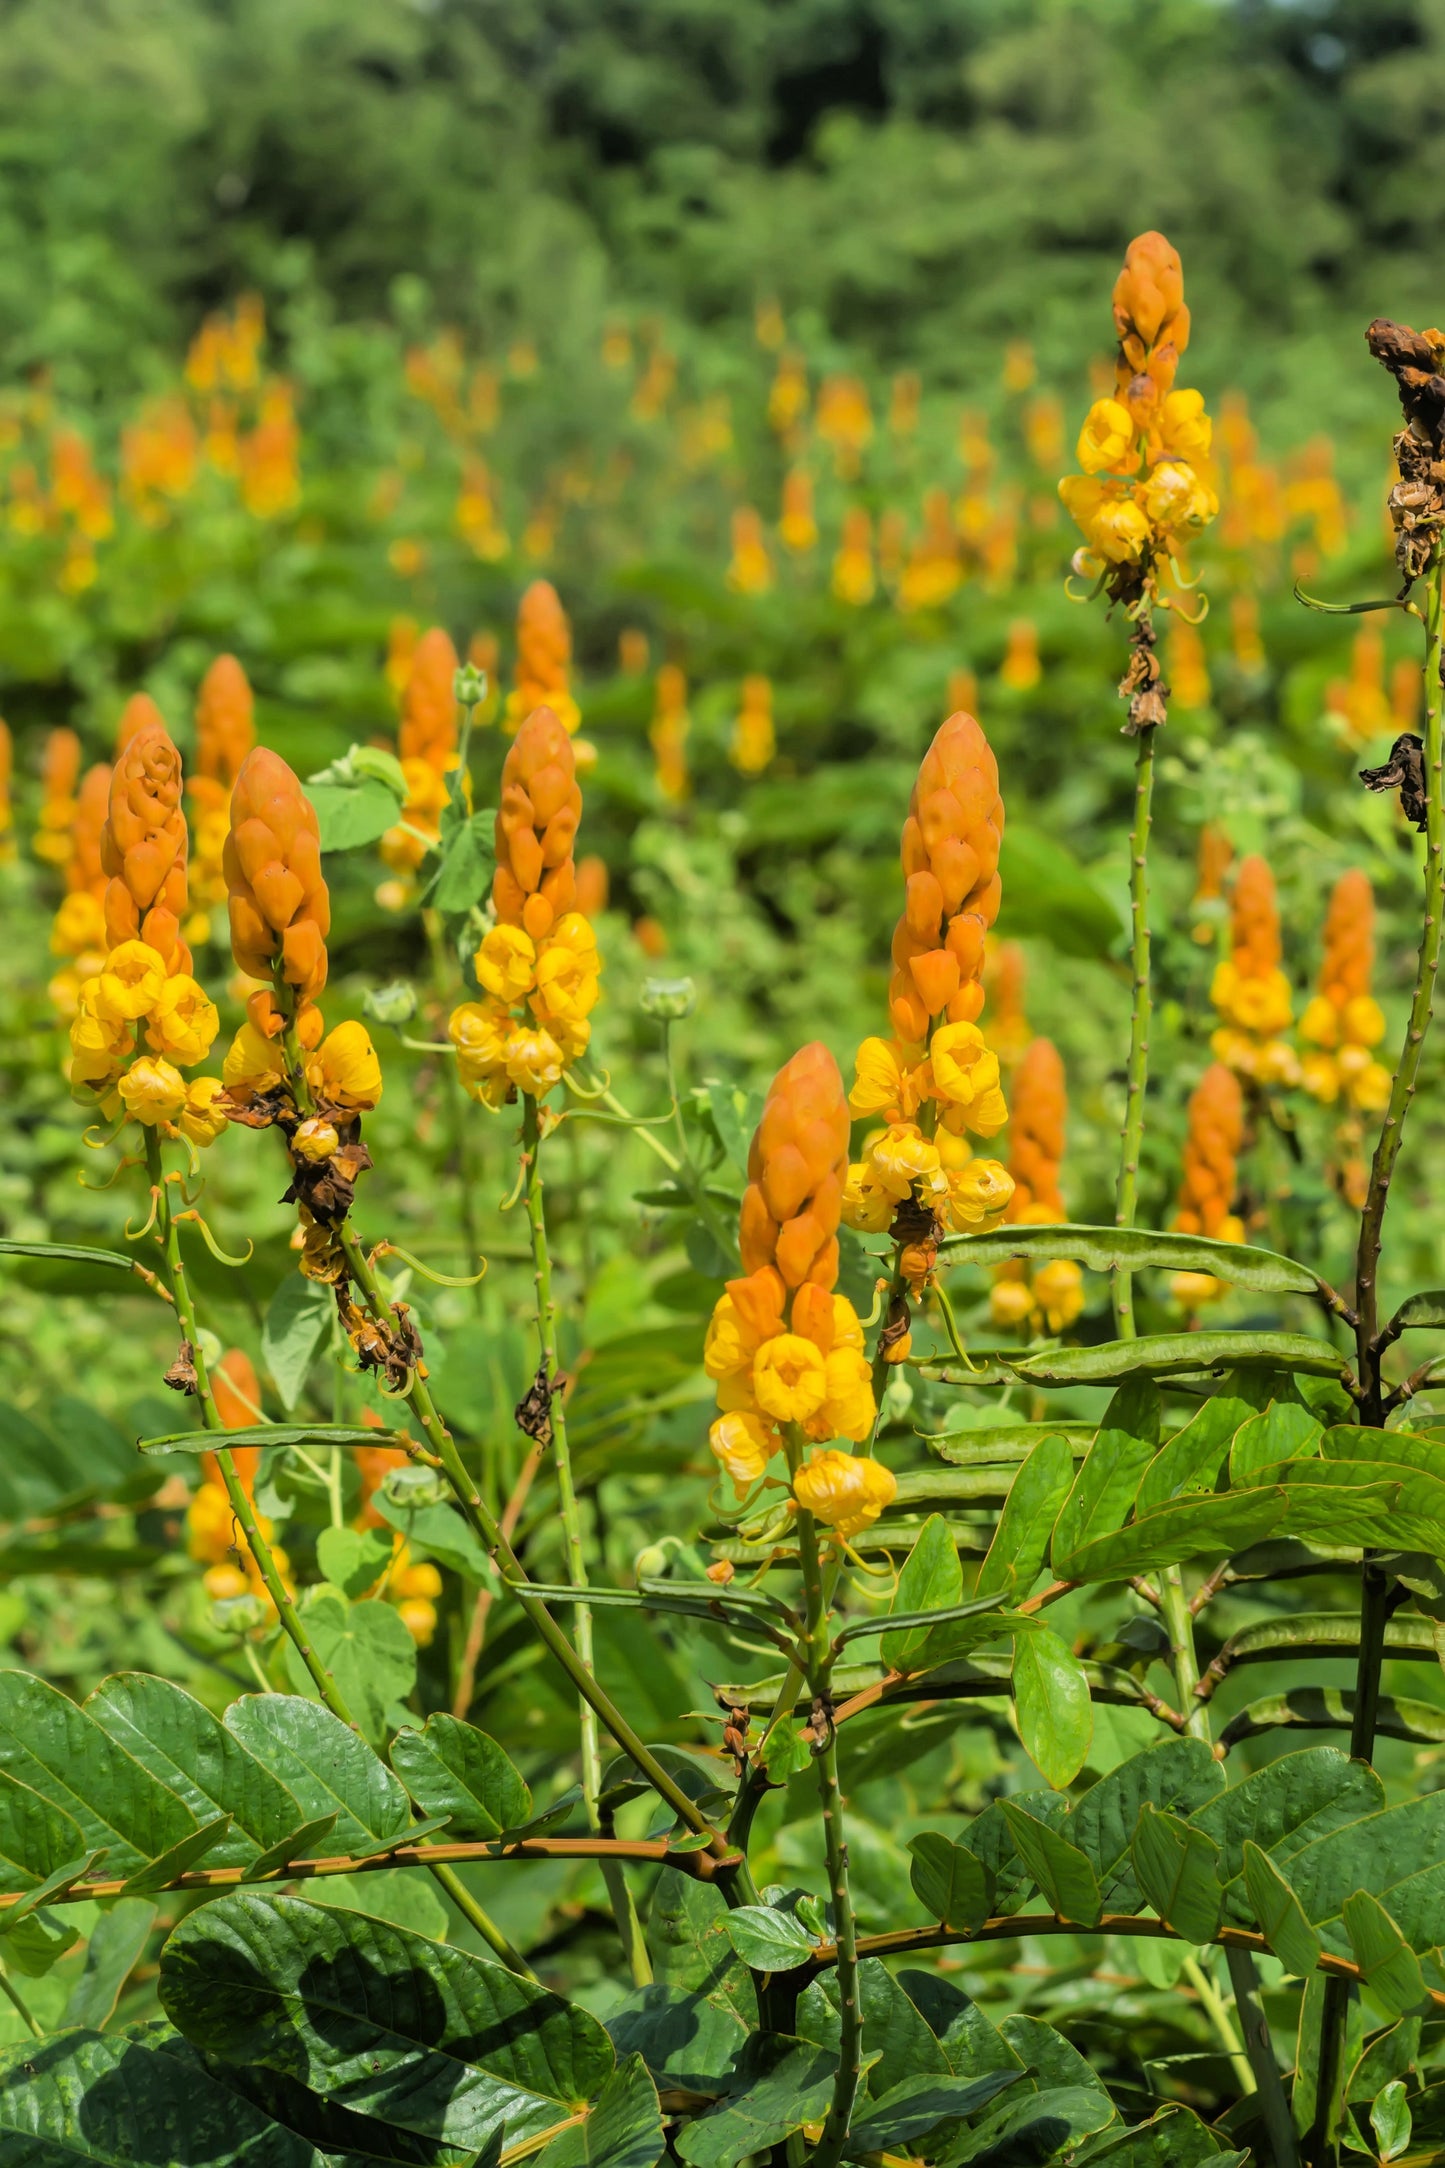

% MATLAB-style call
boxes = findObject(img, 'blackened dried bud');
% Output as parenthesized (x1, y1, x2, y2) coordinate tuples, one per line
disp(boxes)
(163, 1339, 199, 1395)
(1360, 732, 1429, 833)
(877, 1291, 913, 1363)
(1119, 616, 1168, 736)
(515, 1363, 556, 1447)
(1368, 319, 1445, 443)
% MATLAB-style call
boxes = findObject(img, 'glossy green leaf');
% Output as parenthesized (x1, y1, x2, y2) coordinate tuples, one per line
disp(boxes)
(1012, 1626, 1093, 1787)
(1229, 1401, 1323, 1484)
(1055, 1485, 1289, 1584)
(673, 2034, 837, 2165)
(897, 1971, 1024, 2080)
(1069, 1740, 1224, 1911)
(1385, 1291, 1445, 1333)
(1190, 1746, 1385, 1890)
(1371, 2077, 1413, 2161)
(1051, 1381, 1159, 1569)
(535, 2054, 664, 2168)
(721, 1905, 815, 1971)
(87, 1674, 311, 1874)
(281, 1594, 417, 1742)
(941, 1221, 1316, 1293)
(0, 1671, 198, 1877)
(223, 1695, 411, 1858)
(389, 1715, 531, 1841)
(0, 2027, 321, 2164)
(428, 814, 495, 914)
(882, 1516, 962, 1670)
(1285, 1787, 1445, 1928)
(975, 1434, 1073, 1600)
(998, 1802, 1101, 1926)
(0, 1767, 88, 1896)
(908, 1832, 995, 1931)
(1242, 1840, 1322, 1978)
(1013, 1331, 1348, 1389)
(845, 2069, 1023, 2156)
(1131, 1806, 1222, 1944)
(1133, 1376, 1279, 1516)
(308, 772, 406, 853)
(62, 1896, 157, 2028)
(368, 1488, 493, 1581)
(646, 1868, 756, 2025)
(122, 1812, 233, 1894)
(161, 1889, 616, 2151)
(606, 1983, 750, 2092)
(261, 1275, 333, 1414)
(1076, 2103, 1237, 2164)
(313, 1525, 394, 1600)
(1342, 1890, 1429, 2017)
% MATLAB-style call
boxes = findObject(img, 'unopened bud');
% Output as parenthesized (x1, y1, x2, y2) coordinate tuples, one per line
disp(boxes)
(365, 979, 418, 1026)
(640, 975, 697, 1021)
(211, 1593, 269, 1635)
(454, 663, 489, 707)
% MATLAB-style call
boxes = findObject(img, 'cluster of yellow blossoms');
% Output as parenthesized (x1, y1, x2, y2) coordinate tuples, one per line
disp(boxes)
(706, 1043, 894, 1542)
(379, 626, 461, 910)
(841, 1028, 1012, 1251)
(1210, 854, 1298, 1085)
(1060, 232, 1218, 597)
(1298, 870, 1391, 1115)
(449, 706, 601, 1105)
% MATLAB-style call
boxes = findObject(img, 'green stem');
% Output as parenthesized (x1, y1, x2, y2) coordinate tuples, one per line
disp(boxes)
(521, 1097, 651, 1986)
(429, 1861, 536, 1979)
(0, 1960, 40, 2037)
(1182, 1955, 1255, 2100)
(1113, 719, 1156, 1341)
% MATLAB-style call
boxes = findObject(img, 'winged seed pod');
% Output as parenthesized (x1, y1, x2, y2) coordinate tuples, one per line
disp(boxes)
(100, 720, 192, 975)
(223, 746, 330, 1006)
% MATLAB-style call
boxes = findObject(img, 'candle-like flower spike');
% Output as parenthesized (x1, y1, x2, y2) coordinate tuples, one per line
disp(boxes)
(1300, 870, 1392, 1121)
(889, 710, 1005, 1043)
(505, 580, 579, 737)
(1170, 1062, 1246, 1309)
(223, 746, 330, 1008)
(1210, 853, 1297, 1087)
(101, 719, 192, 976)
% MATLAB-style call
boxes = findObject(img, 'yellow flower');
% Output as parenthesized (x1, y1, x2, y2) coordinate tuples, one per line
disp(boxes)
(475, 923, 537, 1003)
(398, 1599, 438, 1646)
(51, 891, 107, 956)
(293, 1116, 340, 1161)
(1033, 1258, 1084, 1333)
(709, 1411, 775, 1492)
(93, 941, 167, 1024)
(145, 974, 220, 1065)
(989, 1276, 1036, 1330)
(449, 1000, 511, 1078)
(1300, 1051, 1340, 1105)
(945, 1157, 1015, 1230)
(1075, 398, 1139, 475)
(224, 1019, 286, 1089)
(793, 1449, 896, 1538)
(179, 1076, 229, 1147)
(505, 1024, 564, 1097)
(1352, 1060, 1392, 1113)
(848, 1036, 927, 1119)
(814, 1345, 875, 1443)
(71, 980, 133, 1060)
(704, 1274, 786, 1389)
(1255, 1037, 1301, 1090)
(1154, 388, 1212, 462)
(928, 1022, 1007, 1135)
(752, 1333, 829, 1423)
(1172, 1269, 1226, 1309)
(119, 1054, 188, 1126)
(1143, 461, 1217, 539)
(1090, 493, 1153, 564)
(1342, 995, 1386, 1049)
(841, 1159, 893, 1233)
(1299, 994, 1338, 1050)
(309, 1021, 383, 1111)
(867, 1122, 945, 1200)
(1058, 473, 1108, 537)
(532, 920, 601, 1024)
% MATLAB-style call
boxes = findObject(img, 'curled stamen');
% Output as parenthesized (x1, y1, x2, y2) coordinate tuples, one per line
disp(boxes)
(174, 1210, 254, 1268)
(499, 1152, 530, 1214)
(125, 1187, 161, 1241)
(1292, 584, 1408, 617)
(370, 1242, 487, 1289)
(83, 1118, 130, 1152)
(560, 1066, 610, 1104)
(78, 1153, 143, 1193)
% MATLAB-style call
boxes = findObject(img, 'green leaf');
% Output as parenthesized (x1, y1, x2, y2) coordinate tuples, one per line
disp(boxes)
(845, 2069, 1023, 2157)
(997, 823, 1123, 958)
(1012, 1626, 1093, 1788)
(1384, 1291, 1445, 1333)
(224, 1695, 410, 1857)
(389, 1716, 531, 1841)
(0, 1768, 88, 1896)
(1229, 1401, 1323, 1483)
(975, 1434, 1074, 1600)
(1051, 1381, 1159, 1570)
(162, 1889, 616, 2150)
(941, 1221, 1317, 1294)
(139, 1422, 400, 1457)
(1242, 1840, 1322, 1977)
(1056, 1486, 1291, 1584)
(607, 1983, 750, 2092)
(86, 1673, 312, 1874)
(898, 1972, 1023, 2079)
(0, 1671, 199, 1878)
(534, 2054, 664, 2168)
(1015, 1331, 1348, 1389)
(314, 1526, 394, 1600)
(261, 1275, 333, 1414)
(1371, 2078, 1412, 2161)
(1070, 1741, 1225, 1911)
(760, 1722, 813, 1783)
(882, 1516, 962, 1669)
(122, 1813, 234, 1894)
(1342, 1890, 1429, 2017)
(62, 1897, 157, 2028)
(646, 1867, 756, 2025)
(307, 773, 406, 853)
(0, 1237, 137, 1274)
(1189, 1746, 1385, 1890)
(427, 815, 495, 914)
(1075, 2103, 1237, 2163)
(673, 2035, 837, 2166)
(908, 1832, 994, 1931)
(1284, 1787, 1445, 1929)
(282, 1594, 417, 1742)
(721, 1905, 815, 1971)
(998, 1803, 1101, 1925)
(0, 2027, 321, 2164)
(1131, 1805, 1222, 1943)
(1134, 1376, 1278, 1516)
(368, 1486, 493, 1581)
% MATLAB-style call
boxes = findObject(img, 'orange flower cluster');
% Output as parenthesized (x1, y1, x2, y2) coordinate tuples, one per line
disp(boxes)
(651, 663, 690, 801)
(48, 762, 112, 1012)
(730, 675, 774, 777)
(768, 351, 808, 442)
(1112, 232, 1191, 426)
(224, 746, 330, 1021)
(1210, 853, 1296, 1084)
(1299, 871, 1391, 1115)
(706, 1044, 890, 1536)
(34, 727, 81, 868)
(1000, 619, 1041, 691)
(727, 507, 773, 595)
(889, 711, 1004, 1041)
(983, 939, 1030, 1068)
(122, 397, 199, 521)
(186, 297, 265, 396)
(380, 627, 461, 899)
(1191, 821, 1233, 943)
(1324, 624, 1391, 747)
(505, 580, 579, 736)
(448, 706, 600, 1105)
(832, 507, 875, 606)
(779, 469, 817, 553)
(101, 721, 193, 974)
(816, 374, 872, 478)
(188, 657, 256, 935)
(899, 489, 961, 612)
(457, 457, 508, 560)
(989, 1038, 1084, 1335)
(1171, 1062, 1245, 1307)
(239, 382, 301, 518)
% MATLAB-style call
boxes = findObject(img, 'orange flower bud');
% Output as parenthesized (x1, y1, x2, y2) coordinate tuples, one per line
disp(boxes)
(210, 1348, 262, 1438)
(195, 656, 256, 786)
(1317, 869, 1374, 1015)
(67, 763, 113, 902)
(740, 1042, 850, 1292)
(575, 854, 609, 916)
(492, 706, 581, 942)
(1112, 230, 1190, 415)
(1173, 1063, 1244, 1240)
(100, 720, 192, 974)
(888, 710, 1004, 1041)
(505, 580, 579, 736)
(224, 747, 330, 1001)
(115, 694, 167, 756)
(399, 627, 459, 768)
(1194, 822, 1232, 907)
(34, 727, 82, 866)
(1005, 1038, 1068, 1221)
(1210, 854, 1292, 1064)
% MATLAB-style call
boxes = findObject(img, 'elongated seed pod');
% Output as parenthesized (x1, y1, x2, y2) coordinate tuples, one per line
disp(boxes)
(739, 1041, 850, 1291)
(888, 710, 1005, 1042)
(224, 746, 329, 1000)
(101, 721, 192, 973)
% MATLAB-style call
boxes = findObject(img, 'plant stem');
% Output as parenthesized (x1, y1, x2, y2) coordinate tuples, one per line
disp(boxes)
(1113, 718, 1156, 1342)
(428, 1861, 536, 1979)
(788, 1429, 860, 2167)
(1182, 1954, 1255, 2099)
(1225, 1945, 1302, 2168)
(521, 1097, 651, 1986)
(0, 1960, 39, 2037)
